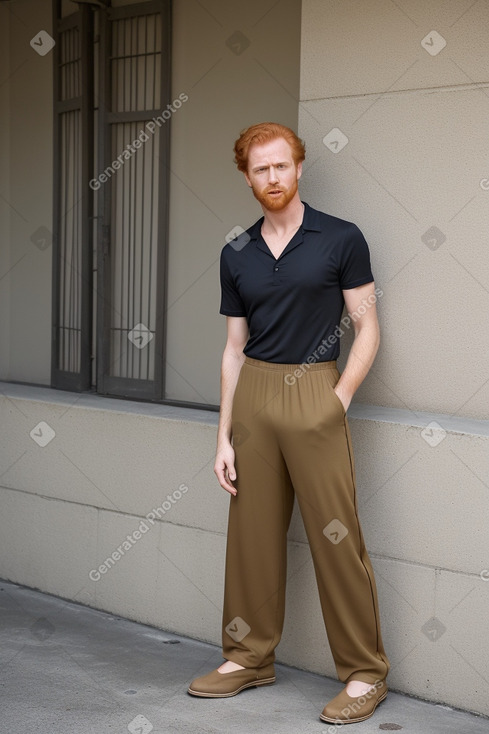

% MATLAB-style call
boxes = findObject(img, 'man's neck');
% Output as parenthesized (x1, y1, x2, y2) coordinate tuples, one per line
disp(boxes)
(261, 195, 304, 237)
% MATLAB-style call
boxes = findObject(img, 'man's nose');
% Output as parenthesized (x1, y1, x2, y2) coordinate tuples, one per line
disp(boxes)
(268, 166, 279, 184)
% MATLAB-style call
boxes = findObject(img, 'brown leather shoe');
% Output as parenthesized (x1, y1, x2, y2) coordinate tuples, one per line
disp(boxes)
(187, 664, 276, 698)
(320, 680, 387, 723)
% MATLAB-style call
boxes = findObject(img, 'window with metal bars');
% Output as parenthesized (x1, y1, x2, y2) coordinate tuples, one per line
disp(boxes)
(52, 0, 171, 402)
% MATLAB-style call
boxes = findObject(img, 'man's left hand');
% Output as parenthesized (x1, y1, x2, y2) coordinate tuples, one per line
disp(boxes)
(334, 384, 352, 413)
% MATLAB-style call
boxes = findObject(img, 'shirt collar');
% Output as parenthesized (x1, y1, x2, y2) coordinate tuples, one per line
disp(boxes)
(249, 201, 321, 258)
(301, 201, 322, 232)
(249, 201, 321, 242)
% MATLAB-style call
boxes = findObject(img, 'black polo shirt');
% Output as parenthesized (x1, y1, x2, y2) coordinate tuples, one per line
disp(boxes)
(219, 201, 374, 363)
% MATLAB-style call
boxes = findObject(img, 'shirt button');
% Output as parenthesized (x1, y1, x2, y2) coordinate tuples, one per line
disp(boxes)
(274, 266, 279, 271)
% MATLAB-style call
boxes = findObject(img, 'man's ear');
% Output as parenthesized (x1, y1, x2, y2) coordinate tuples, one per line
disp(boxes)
(296, 161, 303, 181)
(244, 171, 252, 188)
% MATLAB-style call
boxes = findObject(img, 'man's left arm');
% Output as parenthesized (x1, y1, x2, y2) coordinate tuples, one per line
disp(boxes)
(334, 281, 380, 412)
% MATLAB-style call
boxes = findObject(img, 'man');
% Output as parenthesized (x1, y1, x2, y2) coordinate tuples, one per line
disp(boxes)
(188, 122, 389, 725)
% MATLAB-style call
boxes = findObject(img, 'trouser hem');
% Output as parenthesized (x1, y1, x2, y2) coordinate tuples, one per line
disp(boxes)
(343, 672, 388, 686)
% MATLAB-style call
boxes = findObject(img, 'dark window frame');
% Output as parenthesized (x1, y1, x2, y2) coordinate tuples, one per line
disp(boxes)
(51, 2, 94, 391)
(97, 0, 171, 401)
(50, 1, 217, 410)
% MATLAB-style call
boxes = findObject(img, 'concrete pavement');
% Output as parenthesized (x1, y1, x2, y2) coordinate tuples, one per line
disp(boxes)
(1, 579, 487, 734)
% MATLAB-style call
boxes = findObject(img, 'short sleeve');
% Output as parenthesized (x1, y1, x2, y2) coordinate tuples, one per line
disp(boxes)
(337, 223, 374, 289)
(219, 248, 247, 316)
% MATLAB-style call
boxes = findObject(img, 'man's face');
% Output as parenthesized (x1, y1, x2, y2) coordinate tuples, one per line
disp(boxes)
(244, 137, 302, 212)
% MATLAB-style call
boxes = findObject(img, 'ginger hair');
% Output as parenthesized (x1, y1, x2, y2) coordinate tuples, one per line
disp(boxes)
(233, 122, 306, 173)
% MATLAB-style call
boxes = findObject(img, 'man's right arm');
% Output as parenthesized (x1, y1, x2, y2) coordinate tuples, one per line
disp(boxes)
(214, 316, 249, 496)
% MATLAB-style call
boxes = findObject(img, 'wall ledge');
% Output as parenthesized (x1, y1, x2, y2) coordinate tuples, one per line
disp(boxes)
(0, 380, 218, 427)
(348, 402, 489, 438)
(1, 380, 488, 437)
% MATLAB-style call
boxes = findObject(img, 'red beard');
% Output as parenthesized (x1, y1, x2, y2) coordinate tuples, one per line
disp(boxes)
(251, 177, 298, 211)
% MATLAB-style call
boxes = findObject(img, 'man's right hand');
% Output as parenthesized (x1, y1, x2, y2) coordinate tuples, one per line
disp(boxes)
(214, 442, 237, 496)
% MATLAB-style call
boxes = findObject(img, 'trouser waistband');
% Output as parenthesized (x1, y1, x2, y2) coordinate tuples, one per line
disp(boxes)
(244, 356, 337, 372)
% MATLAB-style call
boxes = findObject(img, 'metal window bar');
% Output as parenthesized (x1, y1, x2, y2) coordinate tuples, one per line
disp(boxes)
(97, 0, 170, 400)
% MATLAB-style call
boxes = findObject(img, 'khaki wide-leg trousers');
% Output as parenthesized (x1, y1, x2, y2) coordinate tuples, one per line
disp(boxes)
(222, 356, 389, 685)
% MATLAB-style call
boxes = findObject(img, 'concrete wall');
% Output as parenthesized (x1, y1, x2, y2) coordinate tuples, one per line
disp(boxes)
(299, 0, 489, 421)
(0, 0, 54, 384)
(295, 0, 489, 715)
(166, 0, 301, 403)
(1, 382, 488, 716)
(0, 4, 11, 379)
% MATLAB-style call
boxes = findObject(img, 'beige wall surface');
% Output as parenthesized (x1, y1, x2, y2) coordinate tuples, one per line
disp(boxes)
(0, 384, 488, 716)
(165, 0, 301, 403)
(0, 0, 54, 384)
(297, 0, 489, 716)
(0, 8, 11, 379)
(299, 0, 489, 420)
